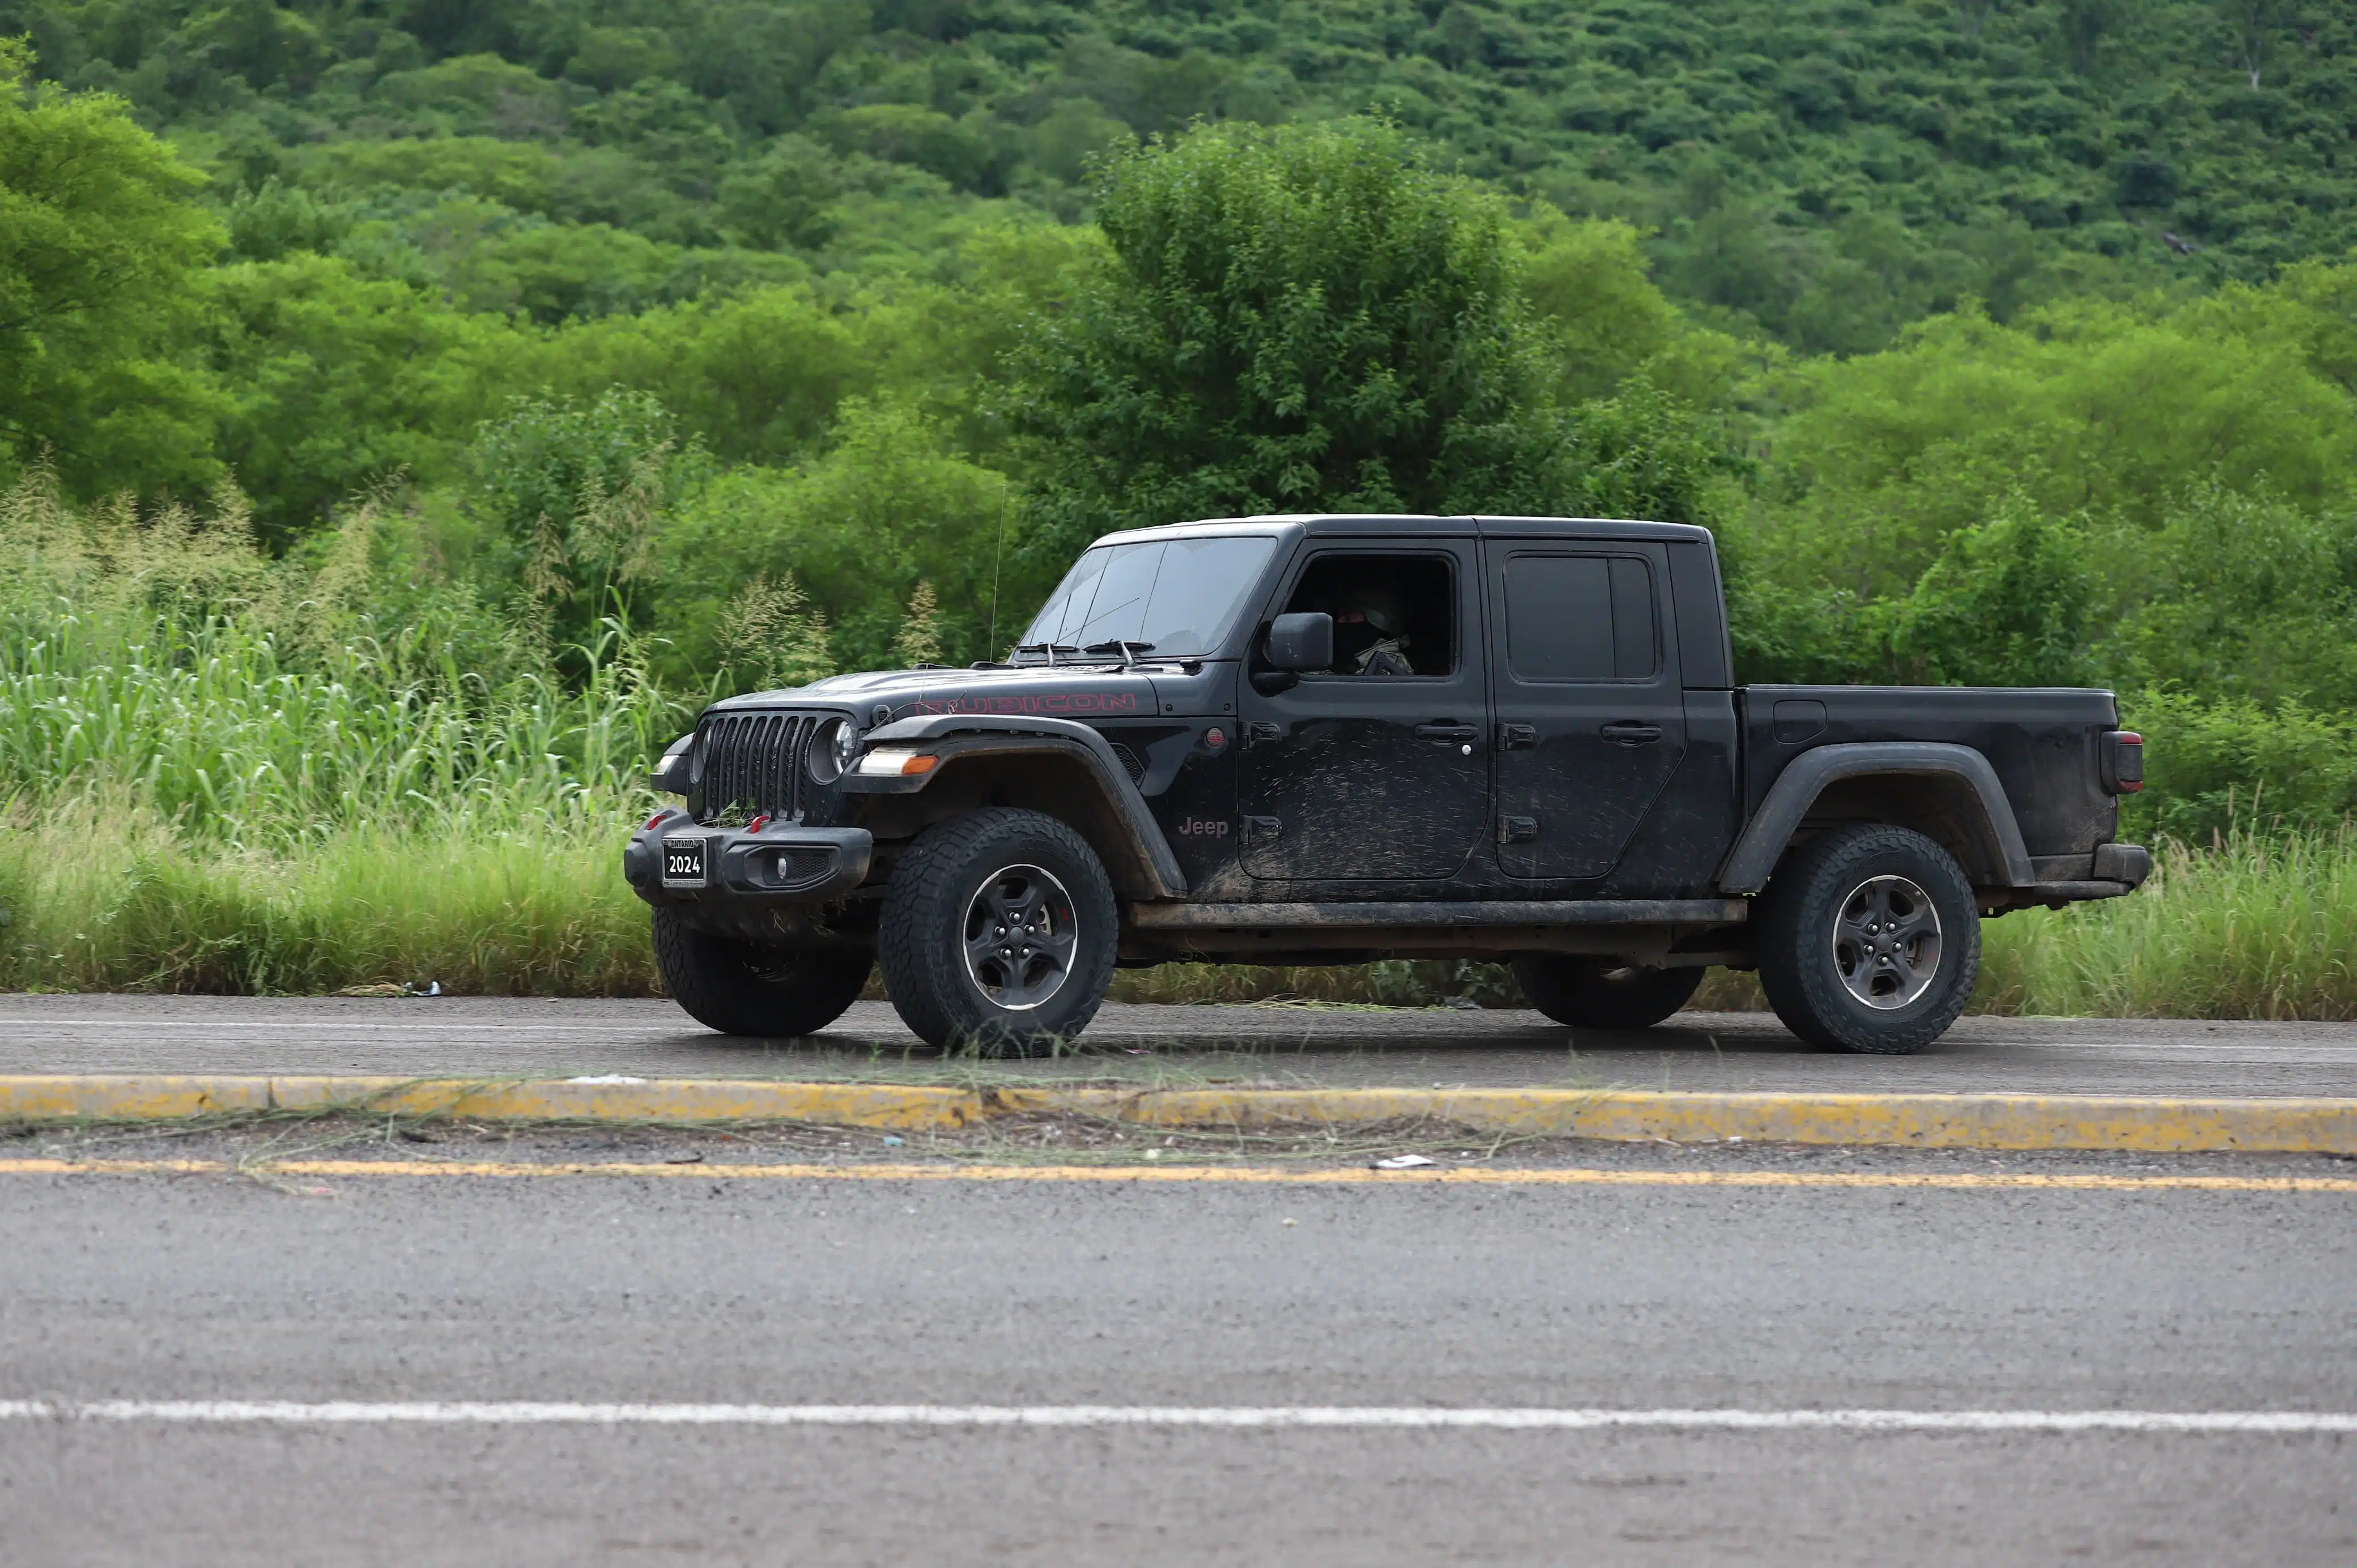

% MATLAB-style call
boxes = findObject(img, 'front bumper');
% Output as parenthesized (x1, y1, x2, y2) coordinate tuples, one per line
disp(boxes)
(623, 819, 873, 906)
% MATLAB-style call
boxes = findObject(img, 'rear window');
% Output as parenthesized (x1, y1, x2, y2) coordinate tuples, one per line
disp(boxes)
(1502, 553, 1657, 680)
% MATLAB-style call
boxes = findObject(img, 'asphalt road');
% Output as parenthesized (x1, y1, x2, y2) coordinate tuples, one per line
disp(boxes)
(2, 1145, 2354, 1564)
(2, 993, 2354, 1097)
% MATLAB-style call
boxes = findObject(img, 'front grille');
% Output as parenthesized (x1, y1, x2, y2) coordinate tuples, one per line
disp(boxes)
(695, 710, 816, 823)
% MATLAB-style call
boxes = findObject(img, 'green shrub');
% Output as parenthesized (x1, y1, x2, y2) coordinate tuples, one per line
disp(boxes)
(2119, 691, 2357, 844)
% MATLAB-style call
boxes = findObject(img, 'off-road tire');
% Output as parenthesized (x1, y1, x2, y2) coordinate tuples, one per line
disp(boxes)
(652, 909, 871, 1037)
(1511, 957, 1704, 1030)
(1755, 823, 1980, 1054)
(877, 808, 1118, 1056)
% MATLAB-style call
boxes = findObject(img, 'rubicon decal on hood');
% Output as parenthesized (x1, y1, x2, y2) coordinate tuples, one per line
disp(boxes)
(911, 693, 1142, 717)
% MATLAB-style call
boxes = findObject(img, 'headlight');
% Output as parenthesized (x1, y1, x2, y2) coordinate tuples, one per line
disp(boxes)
(807, 718, 857, 785)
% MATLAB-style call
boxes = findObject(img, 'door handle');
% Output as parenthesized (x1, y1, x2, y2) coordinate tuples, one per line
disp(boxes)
(1600, 722, 1663, 745)
(1498, 723, 1538, 750)
(1243, 721, 1282, 749)
(1414, 722, 1479, 744)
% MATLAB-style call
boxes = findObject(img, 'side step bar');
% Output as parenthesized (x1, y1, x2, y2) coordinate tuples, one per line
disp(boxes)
(1128, 900, 1747, 930)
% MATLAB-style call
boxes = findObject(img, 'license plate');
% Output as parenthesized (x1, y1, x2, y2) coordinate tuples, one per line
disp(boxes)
(661, 836, 709, 887)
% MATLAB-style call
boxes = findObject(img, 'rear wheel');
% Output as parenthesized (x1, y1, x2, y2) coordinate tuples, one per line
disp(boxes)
(1755, 823, 1980, 1054)
(877, 808, 1118, 1056)
(1511, 957, 1704, 1030)
(652, 909, 870, 1037)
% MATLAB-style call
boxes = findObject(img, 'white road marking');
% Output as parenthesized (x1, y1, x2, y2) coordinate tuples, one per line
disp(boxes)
(1, 1401, 2350, 1434)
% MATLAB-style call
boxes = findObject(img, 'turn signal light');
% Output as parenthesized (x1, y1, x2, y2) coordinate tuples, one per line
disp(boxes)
(856, 747, 941, 777)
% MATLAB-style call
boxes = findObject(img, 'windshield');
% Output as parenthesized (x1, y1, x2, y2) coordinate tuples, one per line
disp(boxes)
(1019, 535, 1278, 659)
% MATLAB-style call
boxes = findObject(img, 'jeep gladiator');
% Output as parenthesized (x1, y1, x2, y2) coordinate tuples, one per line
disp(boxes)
(624, 514, 2149, 1054)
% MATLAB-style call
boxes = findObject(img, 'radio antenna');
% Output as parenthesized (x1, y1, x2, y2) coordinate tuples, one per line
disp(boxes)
(985, 483, 1009, 657)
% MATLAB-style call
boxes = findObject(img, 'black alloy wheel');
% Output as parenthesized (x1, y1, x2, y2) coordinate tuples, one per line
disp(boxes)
(1755, 823, 1981, 1054)
(878, 808, 1118, 1056)
(962, 863, 1081, 1012)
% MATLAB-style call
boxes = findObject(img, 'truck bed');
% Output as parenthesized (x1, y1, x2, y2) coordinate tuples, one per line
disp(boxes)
(1738, 685, 2122, 865)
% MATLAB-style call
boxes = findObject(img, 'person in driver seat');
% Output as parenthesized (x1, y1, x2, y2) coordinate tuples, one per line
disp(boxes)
(1332, 586, 1415, 676)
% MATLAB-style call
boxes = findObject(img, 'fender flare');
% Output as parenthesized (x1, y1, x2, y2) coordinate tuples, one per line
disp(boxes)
(854, 714, 1188, 899)
(1717, 742, 2035, 894)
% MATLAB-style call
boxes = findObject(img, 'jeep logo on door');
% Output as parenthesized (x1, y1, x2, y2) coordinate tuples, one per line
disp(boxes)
(1175, 817, 1231, 838)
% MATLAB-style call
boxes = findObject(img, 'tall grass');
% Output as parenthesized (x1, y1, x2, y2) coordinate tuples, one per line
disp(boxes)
(0, 472, 674, 993)
(0, 797, 655, 995)
(1974, 829, 2357, 1020)
(1, 471, 2351, 1016)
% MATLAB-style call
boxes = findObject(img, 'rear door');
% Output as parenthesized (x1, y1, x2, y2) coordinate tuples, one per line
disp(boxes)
(1483, 536, 1686, 880)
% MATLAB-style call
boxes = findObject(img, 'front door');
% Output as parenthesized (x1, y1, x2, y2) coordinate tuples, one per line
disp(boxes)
(1237, 542, 1490, 880)
(1484, 538, 1687, 880)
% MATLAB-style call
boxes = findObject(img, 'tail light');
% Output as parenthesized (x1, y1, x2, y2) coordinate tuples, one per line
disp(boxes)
(2101, 731, 2143, 794)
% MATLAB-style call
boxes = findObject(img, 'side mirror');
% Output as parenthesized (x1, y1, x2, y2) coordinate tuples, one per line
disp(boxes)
(1265, 612, 1333, 672)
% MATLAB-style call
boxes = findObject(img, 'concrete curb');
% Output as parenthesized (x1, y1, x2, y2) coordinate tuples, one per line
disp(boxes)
(2, 1075, 2354, 1153)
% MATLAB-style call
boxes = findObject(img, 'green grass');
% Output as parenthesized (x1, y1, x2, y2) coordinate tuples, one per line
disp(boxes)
(0, 798, 656, 996)
(1973, 830, 2357, 1021)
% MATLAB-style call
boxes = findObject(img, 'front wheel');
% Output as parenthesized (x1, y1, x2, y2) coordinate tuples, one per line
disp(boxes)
(1754, 823, 1980, 1054)
(652, 909, 870, 1037)
(877, 808, 1118, 1056)
(1511, 957, 1704, 1030)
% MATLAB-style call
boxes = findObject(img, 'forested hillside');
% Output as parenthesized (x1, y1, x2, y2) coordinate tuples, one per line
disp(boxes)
(5, 1, 2353, 351)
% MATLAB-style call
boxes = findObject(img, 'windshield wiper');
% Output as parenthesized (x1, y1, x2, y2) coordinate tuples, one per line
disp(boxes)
(1083, 640, 1157, 667)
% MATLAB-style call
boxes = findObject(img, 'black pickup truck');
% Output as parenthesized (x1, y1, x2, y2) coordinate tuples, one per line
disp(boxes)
(625, 514, 2148, 1055)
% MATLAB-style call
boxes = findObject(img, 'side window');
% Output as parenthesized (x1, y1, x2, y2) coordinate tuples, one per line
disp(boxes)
(1503, 553, 1657, 681)
(1281, 553, 1455, 676)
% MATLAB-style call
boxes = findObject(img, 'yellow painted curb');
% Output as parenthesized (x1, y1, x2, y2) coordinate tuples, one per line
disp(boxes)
(6, 1158, 2357, 1191)
(1, 1075, 2354, 1153)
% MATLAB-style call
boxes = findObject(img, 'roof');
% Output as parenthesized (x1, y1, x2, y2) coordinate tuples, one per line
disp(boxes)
(1089, 513, 1715, 549)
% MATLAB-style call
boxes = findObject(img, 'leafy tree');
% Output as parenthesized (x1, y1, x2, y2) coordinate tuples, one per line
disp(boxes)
(1514, 215, 1680, 404)
(2058, 0, 2124, 75)
(1558, 377, 1743, 530)
(202, 254, 521, 540)
(2099, 484, 2357, 711)
(0, 38, 220, 498)
(2121, 689, 2357, 842)
(1766, 298, 2357, 595)
(716, 134, 845, 251)
(1886, 495, 2095, 686)
(651, 399, 1009, 676)
(1005, 117, 1573, 566)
